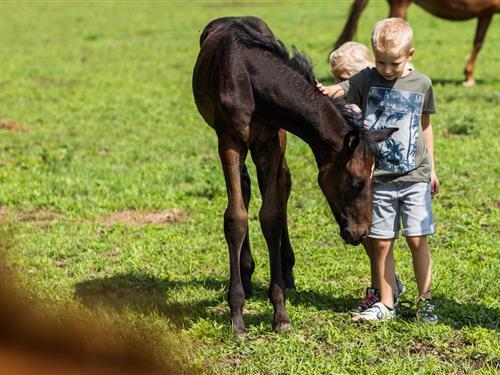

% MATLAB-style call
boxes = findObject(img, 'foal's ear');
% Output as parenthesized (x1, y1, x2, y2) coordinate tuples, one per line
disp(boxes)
(369, 127, 398, 143)
(344, 130, 360, 153)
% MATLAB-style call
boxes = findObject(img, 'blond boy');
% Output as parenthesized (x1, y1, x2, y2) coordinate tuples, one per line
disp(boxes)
(319, 18, 440, 322)
(328, 42, 407, 313)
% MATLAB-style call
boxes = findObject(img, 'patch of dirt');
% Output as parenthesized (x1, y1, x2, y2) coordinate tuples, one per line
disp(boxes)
(106, 247, 121, 257)
(32, 76, 78, 88)
(16, 210, 65, 227)
(0, 206, 8, 220)
(220, 352, 244, 369)
(0, 119, 29, 133)
(100, 209, 188, 227)
(54, 260, 66, 268)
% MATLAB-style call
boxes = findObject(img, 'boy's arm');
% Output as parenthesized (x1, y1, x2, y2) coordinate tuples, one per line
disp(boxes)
(422, 114, 440, 196)
(315, 82, 345, 98)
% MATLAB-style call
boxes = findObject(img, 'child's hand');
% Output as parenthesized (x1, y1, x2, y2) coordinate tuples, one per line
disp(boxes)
(315, 80, 344, 98)
(315, 80, 330, 96)
(430, 171, 440, 196)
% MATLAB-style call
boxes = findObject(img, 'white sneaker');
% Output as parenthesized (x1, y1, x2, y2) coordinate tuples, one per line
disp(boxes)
(352, 302, 396, 322)
(416, 299, 438, 324)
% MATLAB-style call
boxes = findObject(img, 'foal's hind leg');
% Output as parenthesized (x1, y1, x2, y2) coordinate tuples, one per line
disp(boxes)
(218, 135, 249, 337)
(278, 156, 295, 290)
(240, 164, 255, 299)
(251, 133, 291, 333)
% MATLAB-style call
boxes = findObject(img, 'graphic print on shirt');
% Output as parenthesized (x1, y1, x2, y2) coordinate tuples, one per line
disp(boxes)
(364, 86, 424, 173)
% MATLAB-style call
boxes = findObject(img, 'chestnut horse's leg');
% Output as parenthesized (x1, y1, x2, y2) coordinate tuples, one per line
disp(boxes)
(218, 134, 249, 337)
(388, 0, 412, 18)
(251, 133, 291, 333)
(464, 12, 493, 86)
(240, 164, 255, 299)
(334, 0, 369, 49)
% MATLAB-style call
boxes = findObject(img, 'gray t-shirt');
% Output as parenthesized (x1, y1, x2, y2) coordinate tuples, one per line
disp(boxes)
(339, 67, 436, 184)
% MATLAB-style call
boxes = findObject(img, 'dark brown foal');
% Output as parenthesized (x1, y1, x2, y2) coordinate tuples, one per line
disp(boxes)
(335, 0, 499, 85)
(193, 16, 395, 337)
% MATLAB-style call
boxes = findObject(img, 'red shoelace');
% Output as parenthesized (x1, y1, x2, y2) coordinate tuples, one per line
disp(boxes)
(360, 293, 379, 309)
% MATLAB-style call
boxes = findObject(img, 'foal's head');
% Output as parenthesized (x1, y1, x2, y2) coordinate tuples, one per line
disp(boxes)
(318, 120, 396, 245)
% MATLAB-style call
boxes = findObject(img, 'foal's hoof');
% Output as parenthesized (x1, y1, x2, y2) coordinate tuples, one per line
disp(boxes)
(231, 317, 248, 339)
(234, 329, 249, 340)
(273, 321, 291, 333)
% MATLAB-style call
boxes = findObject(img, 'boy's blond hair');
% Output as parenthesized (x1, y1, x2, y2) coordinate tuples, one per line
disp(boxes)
(371, 17, 413, 55)
(329, 42, 375, 78)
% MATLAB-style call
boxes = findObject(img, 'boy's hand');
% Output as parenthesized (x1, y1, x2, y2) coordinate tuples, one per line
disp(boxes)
(430, 171, 440, 196)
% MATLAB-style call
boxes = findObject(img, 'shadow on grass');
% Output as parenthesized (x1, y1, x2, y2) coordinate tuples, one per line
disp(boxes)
(74, 274, 499, 331)
(74, 274, 358, 329)
(389, 294, 499, 330)
(432, 295, 499, 330)
(75, 274, 230, 328)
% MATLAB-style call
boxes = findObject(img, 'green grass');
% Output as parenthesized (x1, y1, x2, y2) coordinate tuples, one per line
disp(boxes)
(0, 1, 499, 373)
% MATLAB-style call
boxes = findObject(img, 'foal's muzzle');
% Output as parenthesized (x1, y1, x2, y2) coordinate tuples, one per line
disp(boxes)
(340, 228, 368, 246)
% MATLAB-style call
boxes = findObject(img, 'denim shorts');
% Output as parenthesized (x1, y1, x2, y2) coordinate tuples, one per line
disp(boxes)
(369, 181, 435, 239)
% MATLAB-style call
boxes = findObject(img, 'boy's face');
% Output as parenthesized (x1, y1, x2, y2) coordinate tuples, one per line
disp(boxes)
(374, 48, 414, 80)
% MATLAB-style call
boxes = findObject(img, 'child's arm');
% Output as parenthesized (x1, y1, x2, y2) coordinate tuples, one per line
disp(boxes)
(422, 114, 440, 196)
(315, 81, 345, 98)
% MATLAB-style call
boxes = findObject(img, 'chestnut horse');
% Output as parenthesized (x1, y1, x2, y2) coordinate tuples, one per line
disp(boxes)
(335, 0, 500, 85)
(192, 17, 395, 337)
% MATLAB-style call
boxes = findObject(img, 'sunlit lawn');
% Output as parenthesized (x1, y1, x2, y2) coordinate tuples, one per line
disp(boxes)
(0, 2, 498, 373)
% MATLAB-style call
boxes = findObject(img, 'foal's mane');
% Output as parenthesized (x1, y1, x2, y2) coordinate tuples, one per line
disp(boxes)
(232, 20, 373, 148)
(232, 21, 316, 86)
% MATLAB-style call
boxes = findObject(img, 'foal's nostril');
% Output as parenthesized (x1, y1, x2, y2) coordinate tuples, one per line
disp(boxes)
(343, 229, 368, 246)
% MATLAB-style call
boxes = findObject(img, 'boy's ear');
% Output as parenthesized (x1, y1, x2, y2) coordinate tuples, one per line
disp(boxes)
(407, 48, 415, 61)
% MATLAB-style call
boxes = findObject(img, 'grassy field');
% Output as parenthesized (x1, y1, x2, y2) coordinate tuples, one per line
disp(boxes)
(0, 1, 499, 373)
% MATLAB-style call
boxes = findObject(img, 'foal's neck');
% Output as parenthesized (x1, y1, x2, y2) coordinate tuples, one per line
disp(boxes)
(253, 66, 348, 165)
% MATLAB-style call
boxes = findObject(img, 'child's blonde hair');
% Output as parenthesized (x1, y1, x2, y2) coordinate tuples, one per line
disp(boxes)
(371, 17, 413, 55)
(329, 42, 375, 78)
